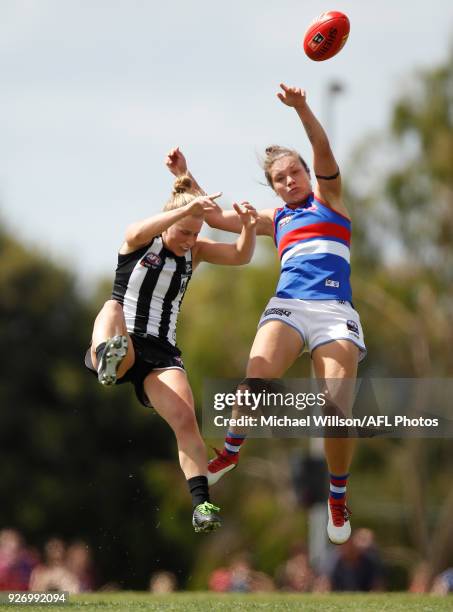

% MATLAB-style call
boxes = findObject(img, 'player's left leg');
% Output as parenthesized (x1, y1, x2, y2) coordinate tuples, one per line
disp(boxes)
(208, 319, 303, 485)
(312, 339, 359, 545)
(143, 368, 221, 533)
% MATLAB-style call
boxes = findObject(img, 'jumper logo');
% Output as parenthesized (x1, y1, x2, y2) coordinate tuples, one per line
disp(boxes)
(140, 253, 162, 268)
(185, 262, 192, 275)
(179, 277, 189, 294)
(264, 308, 292, 317)
(325, 279, 339, 288)
(278, 216, 292, 227)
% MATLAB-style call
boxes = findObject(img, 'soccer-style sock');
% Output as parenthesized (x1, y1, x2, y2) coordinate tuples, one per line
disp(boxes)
(224, 431, 246, 456)
(329, 473, 349, 504)
(187, 475, 209, 509)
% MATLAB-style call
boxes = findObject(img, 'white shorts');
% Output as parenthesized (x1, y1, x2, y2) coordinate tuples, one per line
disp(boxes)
(258, 297, 366, 361)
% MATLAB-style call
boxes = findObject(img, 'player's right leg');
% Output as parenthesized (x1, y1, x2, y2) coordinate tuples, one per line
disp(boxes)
(208, 320, 303, 485)
(90, 300, 135, 385)
(312, 339, 359, 545)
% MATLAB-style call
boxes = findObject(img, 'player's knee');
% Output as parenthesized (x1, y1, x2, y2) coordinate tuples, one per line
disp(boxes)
(172, 407, 198, 436)
(245, 358, 283, 381)
(102, 299, 122, 315)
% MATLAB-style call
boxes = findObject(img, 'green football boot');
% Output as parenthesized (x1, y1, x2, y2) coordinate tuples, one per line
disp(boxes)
(192, 502, 221, 533)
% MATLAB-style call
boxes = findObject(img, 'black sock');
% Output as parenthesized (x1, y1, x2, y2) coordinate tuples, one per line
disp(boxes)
(187, 475, 209, 509)
(95, 342, 107, 365)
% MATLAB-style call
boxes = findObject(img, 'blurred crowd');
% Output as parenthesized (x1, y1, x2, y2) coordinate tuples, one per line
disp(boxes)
(207, 528, 453, 596)
(0, 529, 95, 593)
(1, 526, 452, 595)
(208, 528, 384, 594)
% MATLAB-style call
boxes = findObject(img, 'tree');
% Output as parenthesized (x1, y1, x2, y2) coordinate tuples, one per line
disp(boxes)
(344, 48, 453, 584)
(0, 226, 194, 589)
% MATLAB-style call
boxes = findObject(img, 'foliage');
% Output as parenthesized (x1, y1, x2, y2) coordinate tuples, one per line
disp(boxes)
(1, 48, 453, 592)
(0, 231, 186, 589)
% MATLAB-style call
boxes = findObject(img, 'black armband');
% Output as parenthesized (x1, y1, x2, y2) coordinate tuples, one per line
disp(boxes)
(315, 169, 340, 180)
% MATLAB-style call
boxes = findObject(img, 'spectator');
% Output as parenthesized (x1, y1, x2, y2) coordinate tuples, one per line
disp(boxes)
(229, 554, 253, 592)
(431, 568, 453, 595)
(326, 528, 384, 591)
(408, 561, 430, 593)
(66, 541, 96, 592)
(208, 567, 231, 593)
(149, 571, 177, 593)
(0, 529, 37, 591)
(208, 553, 274, 593)
(29, 538, 79, 593)
(275, 543, 315, 592)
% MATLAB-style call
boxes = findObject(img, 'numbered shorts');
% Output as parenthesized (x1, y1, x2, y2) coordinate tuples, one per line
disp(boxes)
(85, 333, 185, 407)
(258, 297, 366, 361)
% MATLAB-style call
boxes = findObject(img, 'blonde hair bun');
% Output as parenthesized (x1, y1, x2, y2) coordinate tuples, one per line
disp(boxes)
(172, 175, 193, 195)
(164, 174, 202, 211)
(265, 145, 282, 155)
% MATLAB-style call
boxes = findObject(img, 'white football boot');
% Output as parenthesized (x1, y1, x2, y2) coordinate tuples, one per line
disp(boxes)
(327, 500, 352, 545)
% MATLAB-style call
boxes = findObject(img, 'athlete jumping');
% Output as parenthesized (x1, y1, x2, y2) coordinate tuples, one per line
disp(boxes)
(85, 167, 257, 533)
(202, 84, 366, 545)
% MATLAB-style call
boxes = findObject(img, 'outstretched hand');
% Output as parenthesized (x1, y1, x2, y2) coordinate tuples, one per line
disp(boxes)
(277, 83, 307, 109)
(233, 202, 258, 228)
(186, 193, 222, 216)
(165, 147, 188, 176)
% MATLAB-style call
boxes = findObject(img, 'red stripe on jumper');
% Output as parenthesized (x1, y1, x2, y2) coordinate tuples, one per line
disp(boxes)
(278, 222, 351, 258)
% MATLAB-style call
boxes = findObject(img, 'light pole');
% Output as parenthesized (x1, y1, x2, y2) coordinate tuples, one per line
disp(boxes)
(323, 80, 345, 147)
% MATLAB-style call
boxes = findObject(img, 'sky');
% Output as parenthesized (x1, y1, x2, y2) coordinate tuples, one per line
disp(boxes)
(1, 0, 453, 286)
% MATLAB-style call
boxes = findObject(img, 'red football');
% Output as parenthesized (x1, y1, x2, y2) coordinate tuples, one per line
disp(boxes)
(303, 11, 350, 61)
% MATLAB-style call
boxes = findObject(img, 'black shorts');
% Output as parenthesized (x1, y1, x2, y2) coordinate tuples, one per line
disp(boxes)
(84, 334, 185, 408)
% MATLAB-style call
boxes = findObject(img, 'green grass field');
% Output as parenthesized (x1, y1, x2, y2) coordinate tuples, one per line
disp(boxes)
(0, 592, 451, 612)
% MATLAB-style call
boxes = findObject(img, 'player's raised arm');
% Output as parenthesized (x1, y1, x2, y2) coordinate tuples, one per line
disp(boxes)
(277, 83, 343, 209)
(204, 205, 275, 237)
(165, 147, 207, 195)
(194, 203, 257, 266)
(123, 192, 221, 252)
(166, 146, 275, 236)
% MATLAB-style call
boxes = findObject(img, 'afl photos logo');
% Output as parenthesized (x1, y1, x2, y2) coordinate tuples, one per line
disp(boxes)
(140, 253, 162, 269)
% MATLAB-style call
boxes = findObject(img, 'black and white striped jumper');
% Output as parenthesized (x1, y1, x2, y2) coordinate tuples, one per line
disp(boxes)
(111, 235, 192, 347)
